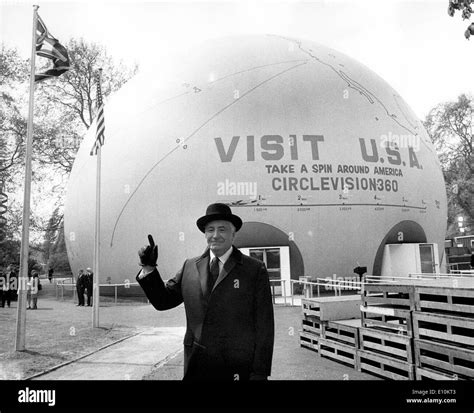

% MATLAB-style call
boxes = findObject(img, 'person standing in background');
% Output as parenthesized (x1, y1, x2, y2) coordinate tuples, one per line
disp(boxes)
(27, 271, 39, 310)
(8, 265, 18, 303)
(76, 269, 86, 306)
(85, 268, 93, 307)
(1, 265, 17, 308)
(0, 268, 9, 308)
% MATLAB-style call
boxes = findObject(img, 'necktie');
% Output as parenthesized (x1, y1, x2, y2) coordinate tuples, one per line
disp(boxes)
(209, 257, 220, 291)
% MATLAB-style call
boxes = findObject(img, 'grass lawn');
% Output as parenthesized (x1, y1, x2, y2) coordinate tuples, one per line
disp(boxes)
(0, 298, 144, 380)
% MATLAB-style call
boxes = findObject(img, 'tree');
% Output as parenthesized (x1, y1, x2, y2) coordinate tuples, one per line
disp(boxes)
(447, 0, 474, 39)
(424, 93, 474, 237)
(0, 40, 137, 272)
(48, 220, 71, 274)
(0, 46, 29, 182)
(28, 257, 42, 276)
(0, 46, 28, 84)
(32, 39, 138, 274)
(35, 38, 138, 174)
(42, 207, 62, 263)
(0, 45, 65, 244)
(0, 239, 20, 269)
(0, 46, 28, 253)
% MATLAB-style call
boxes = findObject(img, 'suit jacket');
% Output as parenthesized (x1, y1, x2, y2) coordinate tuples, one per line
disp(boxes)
(76, 274, 85, 289)
(84, 272, 93, 292)
(136, 245, 275, 380)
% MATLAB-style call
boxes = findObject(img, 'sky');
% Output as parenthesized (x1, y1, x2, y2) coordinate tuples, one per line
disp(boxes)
(1, 0, 474, 120)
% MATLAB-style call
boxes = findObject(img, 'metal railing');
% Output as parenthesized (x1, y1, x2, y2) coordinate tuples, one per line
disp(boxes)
(269, 277, 363, 306)
(269, 279, 287, 305)
(447, 262, 473, 272)
(364, 272, 474, 284)
(449, 269, 474, 275)
(56, 271, 473, 308)
(56, 280, 141, 304)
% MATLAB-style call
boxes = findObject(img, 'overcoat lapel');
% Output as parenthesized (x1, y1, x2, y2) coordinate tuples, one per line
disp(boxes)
(195, 246, 244, 295)
(212, 246, 242, 292)
(195, 249, 210, 297)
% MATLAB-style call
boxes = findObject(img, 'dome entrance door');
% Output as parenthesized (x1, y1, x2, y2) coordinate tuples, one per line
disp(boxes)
(419, 244, 436, 274)
(240, 246, 290, 297)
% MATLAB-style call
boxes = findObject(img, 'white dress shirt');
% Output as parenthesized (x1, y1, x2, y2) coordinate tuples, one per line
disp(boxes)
(209, 245, 233, 275)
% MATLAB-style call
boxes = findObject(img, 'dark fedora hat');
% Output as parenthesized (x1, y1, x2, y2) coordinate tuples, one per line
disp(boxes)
(196, 203, 243, 233)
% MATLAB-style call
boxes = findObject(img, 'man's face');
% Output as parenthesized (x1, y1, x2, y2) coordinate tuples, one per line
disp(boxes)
(204, 220, 235, 257)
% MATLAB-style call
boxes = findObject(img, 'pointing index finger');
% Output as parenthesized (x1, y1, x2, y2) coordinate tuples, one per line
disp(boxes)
(148, 234, 155, 247)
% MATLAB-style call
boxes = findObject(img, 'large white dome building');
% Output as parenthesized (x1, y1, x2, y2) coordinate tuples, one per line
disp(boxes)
(64, 35, 447, 290)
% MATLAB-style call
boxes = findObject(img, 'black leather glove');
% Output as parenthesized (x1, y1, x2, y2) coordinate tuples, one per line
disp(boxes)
(138, 234, 158, 267)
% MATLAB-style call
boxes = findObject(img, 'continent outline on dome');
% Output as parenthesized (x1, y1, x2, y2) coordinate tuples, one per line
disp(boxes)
(270, 34, 437, 156)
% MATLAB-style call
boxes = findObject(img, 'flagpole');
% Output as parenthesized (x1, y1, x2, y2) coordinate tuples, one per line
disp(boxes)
(92, 69, 103, 328)
(15, 4, 39, 351)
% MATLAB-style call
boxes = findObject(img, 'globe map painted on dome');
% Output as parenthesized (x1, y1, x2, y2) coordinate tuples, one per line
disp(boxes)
(64, 35, 447, 286)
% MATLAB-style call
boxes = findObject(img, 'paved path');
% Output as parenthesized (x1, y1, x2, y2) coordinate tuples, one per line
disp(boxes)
(146, 306, 377, 380)
(3, 290, 376, 381)
(32, 327, 185, 380)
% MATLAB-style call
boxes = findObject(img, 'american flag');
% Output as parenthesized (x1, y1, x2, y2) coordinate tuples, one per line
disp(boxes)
(35, 14, 70, 82)
(90, 71, 105, 156)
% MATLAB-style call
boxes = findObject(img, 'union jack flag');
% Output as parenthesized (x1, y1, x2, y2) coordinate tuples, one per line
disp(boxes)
(35, 14, 70, 82)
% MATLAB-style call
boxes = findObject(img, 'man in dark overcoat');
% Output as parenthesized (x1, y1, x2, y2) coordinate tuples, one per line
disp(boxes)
(76, 269, 86, 306)
(85, 268, 93, 307)
(0, 268, 9, 308)
(136, 203, 274, 381)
